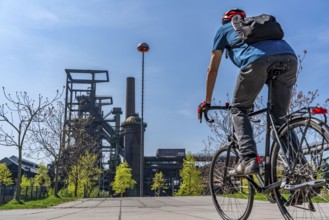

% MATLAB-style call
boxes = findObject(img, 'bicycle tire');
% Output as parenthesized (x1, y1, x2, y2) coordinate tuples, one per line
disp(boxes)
(271, 117, 329, 220)
(210, 145, 255, 220)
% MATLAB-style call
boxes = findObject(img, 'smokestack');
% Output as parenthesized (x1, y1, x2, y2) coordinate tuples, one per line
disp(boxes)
(126, 77, 135, 118)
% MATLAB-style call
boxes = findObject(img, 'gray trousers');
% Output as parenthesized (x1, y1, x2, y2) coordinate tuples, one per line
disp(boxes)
(231, 54, 298, 158)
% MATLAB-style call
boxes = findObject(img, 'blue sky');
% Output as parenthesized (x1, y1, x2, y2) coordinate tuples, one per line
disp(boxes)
(0, 0, 328, 161)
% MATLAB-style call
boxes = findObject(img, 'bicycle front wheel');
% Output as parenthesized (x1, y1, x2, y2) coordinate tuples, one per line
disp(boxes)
(271, 117, 329, 220)
(210, 145, 255, 220)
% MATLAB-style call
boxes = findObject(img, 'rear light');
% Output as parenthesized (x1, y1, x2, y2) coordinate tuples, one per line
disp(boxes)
(256, 155, 262, 164)
(311, 107, 328, 114)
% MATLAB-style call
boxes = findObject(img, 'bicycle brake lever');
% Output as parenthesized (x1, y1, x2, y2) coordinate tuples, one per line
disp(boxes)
(206, 116, 215, 123)
(204, 109, 214, 123)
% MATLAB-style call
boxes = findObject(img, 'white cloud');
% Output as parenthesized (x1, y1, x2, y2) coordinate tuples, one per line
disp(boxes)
(0, 2, 58, 28)
(0, 1, 150, 30)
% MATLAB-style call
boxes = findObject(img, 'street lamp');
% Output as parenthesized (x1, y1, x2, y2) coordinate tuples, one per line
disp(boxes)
(137, 42, 149, 197)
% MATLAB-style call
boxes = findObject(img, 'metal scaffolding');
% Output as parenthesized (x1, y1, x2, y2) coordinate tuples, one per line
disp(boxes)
(63, 69, 122, 192)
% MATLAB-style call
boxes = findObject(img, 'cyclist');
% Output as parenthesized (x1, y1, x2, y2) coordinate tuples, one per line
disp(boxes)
(198, 9, 298, 176)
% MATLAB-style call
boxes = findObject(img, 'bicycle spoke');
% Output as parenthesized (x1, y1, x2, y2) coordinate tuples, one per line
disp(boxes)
(272, 118, 329, 219)
(210, 146, 254, 220)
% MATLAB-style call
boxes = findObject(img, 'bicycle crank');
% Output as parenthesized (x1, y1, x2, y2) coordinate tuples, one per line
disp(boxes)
(283, 179, 326, 191)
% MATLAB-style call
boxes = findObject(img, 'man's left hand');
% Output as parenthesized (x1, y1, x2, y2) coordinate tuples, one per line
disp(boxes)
(198, 101, 210, 122)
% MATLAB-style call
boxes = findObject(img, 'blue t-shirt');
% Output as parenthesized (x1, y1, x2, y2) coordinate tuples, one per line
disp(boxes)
(213, 23, 296, 69)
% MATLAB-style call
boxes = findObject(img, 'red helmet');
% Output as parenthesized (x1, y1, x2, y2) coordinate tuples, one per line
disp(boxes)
(222, 9, 246, 24)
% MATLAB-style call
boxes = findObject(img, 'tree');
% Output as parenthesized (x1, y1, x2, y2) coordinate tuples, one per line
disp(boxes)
(0, 88, 62, 201)
(64, 118, 100, 198)
(111, 161, 136, 197)
(61, 116, 99, 177)
(151, 171, 168, 197)
(79, 152, 102, 198)
(34, 163, 51, 189)
(67, 161, 83, 197)
(28, 103, 98, 197)
(67, 152, 102, 197)
(176, 153, 205, 196)
(20, 175, 32, 199)
(27, 101, 65, 196)
(20, 176, 31, 188)
(0, 163, 13, 186)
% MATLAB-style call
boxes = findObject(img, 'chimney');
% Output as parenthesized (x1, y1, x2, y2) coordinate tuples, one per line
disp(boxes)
(126, 77, 135, 118)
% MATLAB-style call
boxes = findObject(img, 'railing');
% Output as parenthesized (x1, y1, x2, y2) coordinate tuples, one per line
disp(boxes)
(0, 185, 48, 204)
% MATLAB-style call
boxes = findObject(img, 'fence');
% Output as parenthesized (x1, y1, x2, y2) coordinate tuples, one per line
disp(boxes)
(0, 185, 48, 204)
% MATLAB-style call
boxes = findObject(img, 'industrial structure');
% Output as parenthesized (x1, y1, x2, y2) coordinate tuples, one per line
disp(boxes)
(63, 69, 186, 196)
(63, 69, 123, 194)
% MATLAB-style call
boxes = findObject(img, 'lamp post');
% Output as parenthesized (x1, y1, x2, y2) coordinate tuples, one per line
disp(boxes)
(137, 42, 149, 197)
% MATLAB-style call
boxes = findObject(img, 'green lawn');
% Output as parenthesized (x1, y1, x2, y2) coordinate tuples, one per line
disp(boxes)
(216, 192, 329, 203)
(0, 196, 76, 210)
(254, 193, 272, 201)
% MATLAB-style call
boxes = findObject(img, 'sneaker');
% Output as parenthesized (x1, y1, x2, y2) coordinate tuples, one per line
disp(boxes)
(229, 158, 260, 176)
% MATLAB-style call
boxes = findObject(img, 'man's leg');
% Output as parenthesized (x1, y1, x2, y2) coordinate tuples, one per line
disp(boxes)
(270, 55, 297, 125)
(230, 59, 268, 175)
(231, 60, 268, 158)
(270, 55, 298, 163)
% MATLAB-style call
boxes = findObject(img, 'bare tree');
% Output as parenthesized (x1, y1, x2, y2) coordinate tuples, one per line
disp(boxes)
(62, 117, 99, 167)
(0, 87, 63, 201)
(27, 102, 99, 197)
(289, 50, 319, 111)
(58, 116, 100, 195)
(27, 101, 65, 197)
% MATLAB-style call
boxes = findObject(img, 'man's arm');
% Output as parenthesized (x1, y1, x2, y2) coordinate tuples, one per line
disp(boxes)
(205, 50, 222, 104)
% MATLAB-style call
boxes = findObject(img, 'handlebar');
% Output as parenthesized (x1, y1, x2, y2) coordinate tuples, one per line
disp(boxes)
(201, 104, 230, 123)
(201, 105, 329, 124)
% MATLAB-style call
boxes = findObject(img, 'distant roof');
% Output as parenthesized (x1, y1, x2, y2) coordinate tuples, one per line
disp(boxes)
(0, 155, 39, 174)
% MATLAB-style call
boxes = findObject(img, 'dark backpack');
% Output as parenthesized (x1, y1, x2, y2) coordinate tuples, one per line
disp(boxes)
(228, 14, 284, 49)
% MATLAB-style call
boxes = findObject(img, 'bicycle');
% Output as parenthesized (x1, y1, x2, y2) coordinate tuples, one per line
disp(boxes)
(201, 69, 329, 220)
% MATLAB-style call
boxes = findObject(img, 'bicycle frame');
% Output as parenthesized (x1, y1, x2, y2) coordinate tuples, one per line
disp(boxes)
(204, 79, 293, 193)
(243, 79, 283, 192)
(204, 79, 329, 194)
(206, 74, 329, 219)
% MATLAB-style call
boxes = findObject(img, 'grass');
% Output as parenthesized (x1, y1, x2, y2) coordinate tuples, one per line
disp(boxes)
(254, 193, 272, 201)
(0, 196, 77, 210)
(216, 192, 329, 203)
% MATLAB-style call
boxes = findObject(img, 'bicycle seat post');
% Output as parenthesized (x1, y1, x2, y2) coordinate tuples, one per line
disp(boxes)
(267, 78, 274, 113)
(264, 77, 274, 184)
(265, 66, 282, 184)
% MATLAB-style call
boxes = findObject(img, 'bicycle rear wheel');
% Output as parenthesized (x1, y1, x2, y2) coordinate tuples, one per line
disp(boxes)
(210, 145, 255, 220)
(271, 117, 329, 219)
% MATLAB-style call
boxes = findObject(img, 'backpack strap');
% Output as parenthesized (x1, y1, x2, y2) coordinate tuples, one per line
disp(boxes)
(224, 15, 244, 59)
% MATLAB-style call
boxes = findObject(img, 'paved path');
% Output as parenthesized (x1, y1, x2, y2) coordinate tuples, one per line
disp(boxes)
(0, 196, 288, 220)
